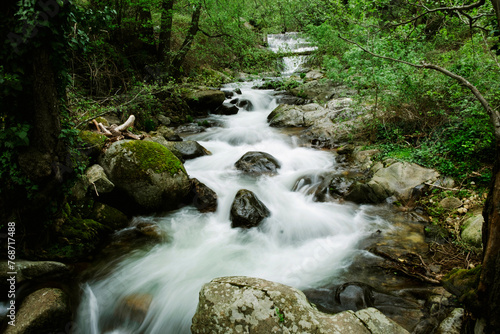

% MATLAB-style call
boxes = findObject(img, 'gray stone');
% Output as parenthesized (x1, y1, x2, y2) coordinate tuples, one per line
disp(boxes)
(291, 79, 336, 102)
(461, 214, 483, 248)
(347, 161, 440, 204)
(191, 276, 409, 334)
(86, 164, 115, 194)
(267, 104, 305, 127)
(0, 260, 69, 287)
(5, 288, 71, 334)
(435, 308, 464, 334)
(164, 141, 211, 160)
(99, 140, 190, 213)
(356, 308, 410, 334)
(305, 70, 324, 81)
(157, 114, 171, 126)
(439, 197, 463, 210)
(189, 178, 218, 213)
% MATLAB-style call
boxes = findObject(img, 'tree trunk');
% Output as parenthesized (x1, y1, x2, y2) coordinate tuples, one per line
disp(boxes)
(478, 144, 500, 333)
(169, 1, 202, 77)
(492, 0, 500, 32)
(158, 0, 174, 63)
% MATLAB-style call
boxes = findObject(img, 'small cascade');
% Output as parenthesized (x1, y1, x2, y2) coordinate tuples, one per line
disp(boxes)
(267, 32, 317, 75)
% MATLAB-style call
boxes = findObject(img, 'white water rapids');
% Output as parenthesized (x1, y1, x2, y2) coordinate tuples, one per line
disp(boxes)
(75, 83, 391, 333)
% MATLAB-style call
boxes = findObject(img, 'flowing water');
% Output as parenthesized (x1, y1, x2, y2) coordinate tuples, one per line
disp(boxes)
(75, 83, 394, 334)
(267, 32, 317, 75)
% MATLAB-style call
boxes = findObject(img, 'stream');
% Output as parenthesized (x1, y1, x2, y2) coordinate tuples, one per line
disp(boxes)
(74, 34, 436, 334)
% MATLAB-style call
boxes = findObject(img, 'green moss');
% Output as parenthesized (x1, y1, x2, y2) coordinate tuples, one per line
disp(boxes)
(91, 202, 128, 230)
(121, 140, 187, 177)
(443, 266, 481, 309)
(94, 117, 109, 127)
(44, 217, 110, 261)
(79, 130, 107, 149)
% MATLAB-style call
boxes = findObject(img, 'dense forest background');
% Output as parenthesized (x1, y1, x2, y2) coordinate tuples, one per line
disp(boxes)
(1, 0, 500, 331)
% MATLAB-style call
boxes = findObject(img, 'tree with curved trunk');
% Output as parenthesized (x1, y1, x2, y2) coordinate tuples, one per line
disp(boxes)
(338, 0, 500, 330)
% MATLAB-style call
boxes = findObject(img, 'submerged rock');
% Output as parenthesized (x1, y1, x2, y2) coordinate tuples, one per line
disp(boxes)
(191, 276, 409, 334)
(213, 102, 239, 115)
(335, 282, 375, 312)
(234, 151, 281, 176)
(99, 140, 190, 214)
(230, 189, 270, 228)
(163, 140, 211, 160)
(115, 293, 153, 325)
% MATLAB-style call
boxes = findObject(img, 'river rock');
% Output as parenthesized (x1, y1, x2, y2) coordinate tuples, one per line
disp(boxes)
(335, 282, 375, 312)
(461, 214, 483, 248)
(435, 308, 464, 334)
(86, 164, 115, 194)
(214, 103, 239, 115)
(163, 140, 211, 160)
(99, 140, 190, 214)
(234, 151, 281, 176)
(5, 288, 71, 334)
(0, 260, 69, 289)
(185, 89, 226, 115)
(305, 70, 324, 81)
(267, 104, 305, 127)
(157, 114, 171, 126)
(292, 172, 354, 202)
(191, 276, 409, 334)
(439, 197, 463, 210)
(291, 79, 337, 101)
(345, 161, 440, 204)
(90, 202, 129, 230)
(230, 189, 271, 228)
(188, 178, 218, 213)
(151, 125, 183, 142)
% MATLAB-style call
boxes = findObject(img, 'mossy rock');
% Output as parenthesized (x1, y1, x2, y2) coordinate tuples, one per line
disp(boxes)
(79, 130, 107, 150)
(442, 266, 481, 312)
(91, 202, 129, 230)
(99, 140, 190, 213)
(79, 130, 108, 160)
(43, 218, 110, 261)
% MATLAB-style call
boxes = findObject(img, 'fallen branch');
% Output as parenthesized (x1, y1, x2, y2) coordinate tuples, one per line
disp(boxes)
(114, 115, 135, 132)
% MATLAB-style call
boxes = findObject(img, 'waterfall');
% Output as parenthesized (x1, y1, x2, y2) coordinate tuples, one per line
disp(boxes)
(267, 32, 317, 75)
(75, 83, 389, 334)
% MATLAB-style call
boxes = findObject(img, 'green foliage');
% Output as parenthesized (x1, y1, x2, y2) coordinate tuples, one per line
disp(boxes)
(275, 307, 285, 323)
(0, 123, 37, 196)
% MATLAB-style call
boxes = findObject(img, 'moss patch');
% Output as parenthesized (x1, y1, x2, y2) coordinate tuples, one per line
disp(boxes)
(121, 140, 186, 176)
(443, 266, 481, 311)
(44, 218, 110, 261)
(79, 130, 107, 149)
(91, 202, 128, 230)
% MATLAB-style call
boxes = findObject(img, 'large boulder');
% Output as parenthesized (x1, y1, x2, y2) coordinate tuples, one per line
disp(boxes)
(230, 189, 271, 228)
(267, 104, 305, 127)
(5, 288, 71, 334)
(99, 140, 190, 213)
(234, 151, 281, 176)
(191, 276, 409, 334)
(185, 89, 226, 115)
(345, 161, 440, 204)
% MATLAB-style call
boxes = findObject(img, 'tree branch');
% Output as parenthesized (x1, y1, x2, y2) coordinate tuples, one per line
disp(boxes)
(387, 0, 486, 27)
(339, 34, 500, 141)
